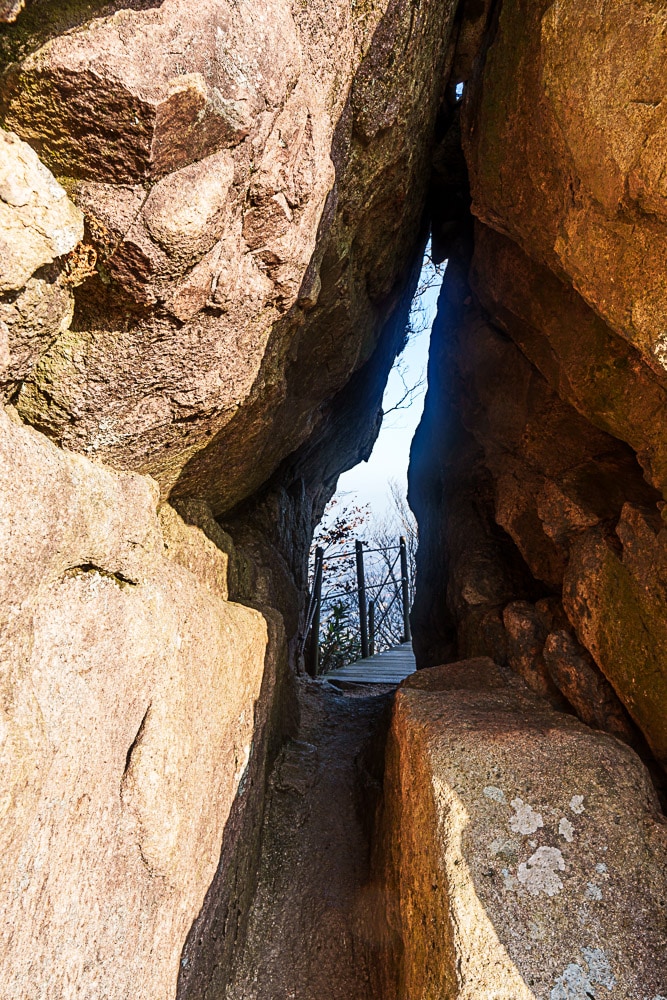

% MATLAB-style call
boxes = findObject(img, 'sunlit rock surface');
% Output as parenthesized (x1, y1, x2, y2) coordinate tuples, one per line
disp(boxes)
(463, 0, 667, 380)
(3, 0, 667, 993)
(0, 127, 82, 292)
(374, 660, 667, 999)
(0, 404, 274, 999)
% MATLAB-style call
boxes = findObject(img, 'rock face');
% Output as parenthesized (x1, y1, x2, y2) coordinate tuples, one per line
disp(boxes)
(464, 0, 667, 381)
(410, 0, 667, 792)
(0, 0, 455, 995)
(0, 404, 275, 999)
(0, 0, 455, 512)
(374, 660, 667, 999)
(0, 128, 82, 291)
(3, 0, 667, 995)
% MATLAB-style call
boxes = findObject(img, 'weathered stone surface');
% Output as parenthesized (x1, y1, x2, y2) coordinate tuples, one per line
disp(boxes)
(543, 629, 638, 747)
(0, 269, 74, 399)
(463, 0, 667, 380)
(0, 404, 272, 999)
(563, 505, 667, 771)
(2, 0, 455, 517)
(471, 225, 667, 497)
(410, 239, 664, 768)
(374, 660, 667, 999)
(0, 128, 83, 291)
(2, 0, 299, 182)
(503, 600, 561, 704)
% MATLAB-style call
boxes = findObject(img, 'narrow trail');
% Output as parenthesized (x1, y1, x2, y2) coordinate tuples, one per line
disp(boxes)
(225, 679, 393, 1000)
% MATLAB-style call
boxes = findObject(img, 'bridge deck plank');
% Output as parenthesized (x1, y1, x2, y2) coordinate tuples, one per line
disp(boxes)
(323, 642, 416, 685)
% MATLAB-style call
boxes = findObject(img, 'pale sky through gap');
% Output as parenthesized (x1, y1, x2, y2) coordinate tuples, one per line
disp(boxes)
(333, 251, 446, 519)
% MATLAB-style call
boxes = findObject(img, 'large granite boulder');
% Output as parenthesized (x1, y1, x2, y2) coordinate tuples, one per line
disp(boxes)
(374, 660, 667, 999)
(412, 0, 667, 777)
(463, 0, 667, 384)
(0, 402, 274, 1000)
(0, 127, 82, 292)
(1, 0, 456, 513)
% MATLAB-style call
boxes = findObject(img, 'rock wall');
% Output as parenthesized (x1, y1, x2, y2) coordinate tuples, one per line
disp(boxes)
(410, 0, 667, 790)
(4, 0, 667, 995)
(0, 401, 278, 1000)
(0, 0, 456, 514)
(0, 0, 455, 995)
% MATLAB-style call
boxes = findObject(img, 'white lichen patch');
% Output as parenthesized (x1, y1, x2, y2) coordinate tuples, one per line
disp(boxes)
(595, 863, 608, 874)
(550, 963, 595, 1000)
(483, 785, 506, 803)
(585, 882, 602, 901)
(517, 846, 565, 897)
(509, 797, 544, 835)
(559, 817, 575, 842)
(551, 948, 616, 998)
(570, 795, 585, 814)
(551, 949, 616, 999)
(501, 867, 518, 891)
(582, 948, 615, 990)
(490, 837, 517, 862)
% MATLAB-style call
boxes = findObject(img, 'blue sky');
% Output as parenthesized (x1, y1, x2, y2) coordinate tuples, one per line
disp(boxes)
(333, 253, 445, 519)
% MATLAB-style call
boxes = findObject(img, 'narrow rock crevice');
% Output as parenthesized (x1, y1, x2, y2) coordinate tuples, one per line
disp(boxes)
(3, 0, 667, 995)
(222, 681, 393, 1000)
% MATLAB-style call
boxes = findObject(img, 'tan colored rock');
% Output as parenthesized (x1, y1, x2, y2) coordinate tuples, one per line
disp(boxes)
(0, 129, 83, 292)
(142, 150, 235, 264)
(1, 0, 454, 518)
(0, 272, 74, 399)
(375, 659, 667, 999)
(463, 0, 667, 379)
(0, 405, 270, 999)
(563, 504, 667, 770)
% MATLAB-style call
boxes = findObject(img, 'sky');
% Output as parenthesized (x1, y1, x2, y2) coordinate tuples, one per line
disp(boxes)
(332, 252, 445, 521)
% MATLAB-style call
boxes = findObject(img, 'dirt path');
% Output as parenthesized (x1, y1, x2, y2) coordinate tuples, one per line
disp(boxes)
(225, 679, 392, 1000)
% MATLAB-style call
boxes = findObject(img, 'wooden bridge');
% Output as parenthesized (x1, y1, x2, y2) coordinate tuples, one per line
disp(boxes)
(324, 641, 416, 686)
(300, 535, 415, 679)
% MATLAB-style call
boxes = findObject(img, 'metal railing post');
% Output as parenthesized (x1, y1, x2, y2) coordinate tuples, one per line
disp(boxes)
(309, 546, 324, 676)
(399, 535, 412, 643)
(368, 599, 375, 657)
(355, 539, 369, 659)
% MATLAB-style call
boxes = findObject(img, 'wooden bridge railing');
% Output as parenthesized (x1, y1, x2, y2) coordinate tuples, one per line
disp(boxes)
(299, 537, 412, 677)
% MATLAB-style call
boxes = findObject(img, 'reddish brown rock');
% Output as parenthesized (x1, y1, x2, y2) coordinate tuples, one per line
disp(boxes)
(2, 0, 298, 182)
(471, 225, 667, 497)
(452, 301, 659, 591)
(543, 629, 638, 746)
(2, 0, 455, 517)
(463, 0, 667, 379)
(502, 600, 561, 703)
(563, 505, 667, 770)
